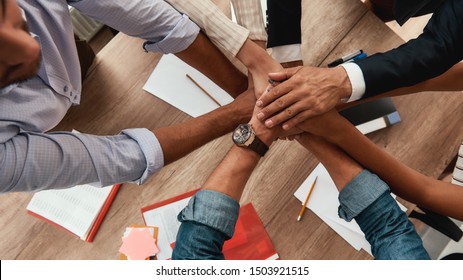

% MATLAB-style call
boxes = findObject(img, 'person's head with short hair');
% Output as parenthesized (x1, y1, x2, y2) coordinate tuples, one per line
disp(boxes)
(0, 0, 41, 88)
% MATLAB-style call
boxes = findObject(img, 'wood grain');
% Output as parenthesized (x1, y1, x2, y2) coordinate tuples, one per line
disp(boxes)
(1, 0, 461, 260)
(301, 0, 367, 66)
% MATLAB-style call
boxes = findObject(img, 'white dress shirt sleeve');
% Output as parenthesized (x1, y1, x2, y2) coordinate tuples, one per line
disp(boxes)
(340, 63, 367, 102)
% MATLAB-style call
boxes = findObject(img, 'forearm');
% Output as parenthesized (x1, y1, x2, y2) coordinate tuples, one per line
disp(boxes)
(231, 0, 267, 41)
(325, 118, 463, 220)
(203, 146, 261, 201)
(153, 100, 251, 166)
(236, 39, 283, 96)
(173, 137, 262, 260)
(236, 39, 277, 74)
(203, 115, 275, 201)
(356, 0, 463, 97)
(174, 144, 263, 259)
(353, 186, 430, 259)
(338, 62, 463, 110)
(173, 147, 261, 259)
(174, 118, 270, 259)
(359, 62, 463, 102)
(298, 135, 428, 259)
(70, 0, 198, 54)
(165, 0, 249, 57)
(297, 134, 362, 191)
(175, 32, 247, 97)
(173, 189, 239, 260)
(383, 62, 463, 96)
(0, 130, 155, 192)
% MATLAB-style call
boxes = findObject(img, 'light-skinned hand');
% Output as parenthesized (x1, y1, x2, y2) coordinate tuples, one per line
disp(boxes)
(255, 66, 352, 130)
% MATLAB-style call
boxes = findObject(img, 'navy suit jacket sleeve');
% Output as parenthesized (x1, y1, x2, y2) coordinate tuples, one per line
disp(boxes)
(356, 0, 463, 98)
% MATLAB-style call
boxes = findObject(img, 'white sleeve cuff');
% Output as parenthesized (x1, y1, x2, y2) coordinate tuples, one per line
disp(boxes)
(340, 63, 366, 102)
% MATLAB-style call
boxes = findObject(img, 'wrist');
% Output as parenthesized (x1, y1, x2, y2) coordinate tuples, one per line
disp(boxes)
(236, 39, 259, 69)
(224, 101, 252, 125)
(333, 66, 353, 103)
(325, 121, 350, 145)
(339, 63, 366, 102)
(237, 40, 273, 73)
(249, 118, 276, 147)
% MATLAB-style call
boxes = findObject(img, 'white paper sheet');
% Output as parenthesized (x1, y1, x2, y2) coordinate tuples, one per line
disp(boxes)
(143, 54, 234, 118)
(294, 163, 407, 255)
(142, 197, 191, 260)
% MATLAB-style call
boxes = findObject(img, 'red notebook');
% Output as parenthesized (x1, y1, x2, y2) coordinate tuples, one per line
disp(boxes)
(27, 183, 120, 242)
(221, 203, 279, 260)
(142, 190, 278, 260)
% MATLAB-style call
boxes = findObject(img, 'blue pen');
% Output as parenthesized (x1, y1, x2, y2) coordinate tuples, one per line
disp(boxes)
(344, 52, 367, 64)
(327, 50, 363, 67)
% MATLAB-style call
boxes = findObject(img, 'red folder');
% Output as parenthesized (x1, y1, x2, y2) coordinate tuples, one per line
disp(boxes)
(143, 189, 278, 260)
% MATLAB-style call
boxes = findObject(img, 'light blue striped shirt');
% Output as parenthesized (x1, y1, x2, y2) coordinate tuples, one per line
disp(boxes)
(0, 0, 199, 193)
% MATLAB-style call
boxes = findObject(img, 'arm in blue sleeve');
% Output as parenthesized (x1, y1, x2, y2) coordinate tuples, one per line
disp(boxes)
(0, 129, 162, 193)
(68, 0, 199, 54)
(338, 169, 430, 260)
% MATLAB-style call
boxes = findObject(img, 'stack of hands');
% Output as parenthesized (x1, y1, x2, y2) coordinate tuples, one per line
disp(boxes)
(246, 65, 351, 148)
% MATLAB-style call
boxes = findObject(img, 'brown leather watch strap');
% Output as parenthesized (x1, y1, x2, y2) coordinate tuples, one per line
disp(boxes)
(248, 136, 269, 157)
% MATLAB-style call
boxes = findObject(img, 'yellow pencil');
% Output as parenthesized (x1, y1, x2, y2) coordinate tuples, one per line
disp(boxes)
(186, 74, 221, 106)
(297, 176, 318, 221)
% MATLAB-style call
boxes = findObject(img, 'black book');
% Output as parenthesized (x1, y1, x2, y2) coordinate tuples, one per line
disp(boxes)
(339, 97, 401, 134)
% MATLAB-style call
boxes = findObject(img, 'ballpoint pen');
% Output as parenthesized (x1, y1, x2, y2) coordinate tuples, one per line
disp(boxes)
(344, 52, 368, 64)
(327, 50, 363, 67)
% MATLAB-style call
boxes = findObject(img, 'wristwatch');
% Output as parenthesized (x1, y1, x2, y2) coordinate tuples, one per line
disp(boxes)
(232, 123, 269, 157)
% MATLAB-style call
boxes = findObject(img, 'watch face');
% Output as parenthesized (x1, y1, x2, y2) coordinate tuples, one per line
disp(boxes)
(233, 124, 252, 145)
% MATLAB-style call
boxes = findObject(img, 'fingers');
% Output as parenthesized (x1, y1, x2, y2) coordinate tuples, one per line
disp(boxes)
(256, 77, 296, 108)
(257, 85, 322, 129)
(257, 67, 304, 107)
(257, 100, 300, 128)
(268, 66, 303, 82)
(272, 109, 318, 131)
(268, 72, 287, 83)
(282, 110, 318, 130)
(0, 61, 39, 88)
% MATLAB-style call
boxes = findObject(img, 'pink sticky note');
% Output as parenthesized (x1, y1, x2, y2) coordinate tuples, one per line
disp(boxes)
(119, 228, 159, 260)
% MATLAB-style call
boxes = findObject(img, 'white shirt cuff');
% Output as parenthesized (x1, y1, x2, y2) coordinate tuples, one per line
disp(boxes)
(340, 63, 366, 102)
(269, 44, 302, 63)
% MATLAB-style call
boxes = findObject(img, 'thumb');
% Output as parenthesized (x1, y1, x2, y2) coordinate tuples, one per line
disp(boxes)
(268, 66, 303, 82)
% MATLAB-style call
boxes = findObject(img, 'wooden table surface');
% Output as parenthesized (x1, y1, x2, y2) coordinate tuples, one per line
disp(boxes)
(1, 0, 462, 260)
